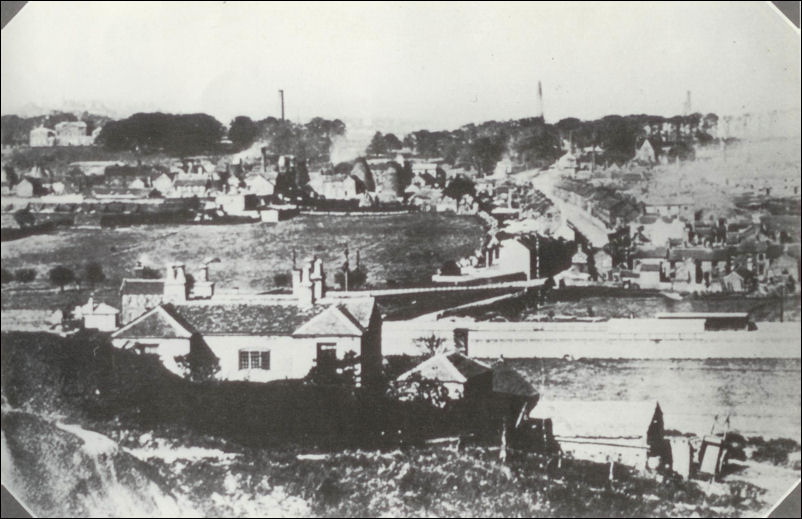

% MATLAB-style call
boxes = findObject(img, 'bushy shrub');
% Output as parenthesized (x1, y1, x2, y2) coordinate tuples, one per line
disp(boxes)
(14, 268, 37, 283)
(273, 273, 291, 287)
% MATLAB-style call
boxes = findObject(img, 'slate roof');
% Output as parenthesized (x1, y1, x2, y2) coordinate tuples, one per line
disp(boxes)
(448, 352, 492, 379)
(640, 264, 662, 272)
(172, 302, 327, 335)
(492, 365, 538, 398)
(112, 305, 193, 339)
(120, 279, 165, 295)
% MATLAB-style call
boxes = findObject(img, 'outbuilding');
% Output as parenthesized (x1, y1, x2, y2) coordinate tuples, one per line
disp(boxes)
(528, 400, 666, 471)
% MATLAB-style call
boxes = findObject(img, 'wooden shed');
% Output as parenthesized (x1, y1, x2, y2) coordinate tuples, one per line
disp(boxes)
(528, 400, 665, 470)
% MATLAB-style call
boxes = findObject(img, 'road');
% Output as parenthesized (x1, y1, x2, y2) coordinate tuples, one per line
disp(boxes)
(527, 168, 612, 247)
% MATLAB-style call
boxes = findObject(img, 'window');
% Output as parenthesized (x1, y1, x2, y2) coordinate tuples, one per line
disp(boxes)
(239, 349, 270, 370)
(134, 343, 158, 355)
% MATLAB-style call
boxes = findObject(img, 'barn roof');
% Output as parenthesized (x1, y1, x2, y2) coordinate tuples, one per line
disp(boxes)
(529, 400, 662, 440)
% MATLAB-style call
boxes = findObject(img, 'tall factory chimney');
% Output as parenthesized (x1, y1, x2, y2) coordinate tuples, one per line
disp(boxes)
(537, 81, 544, 121)
(279, 89, 285, 121)
(683, 90, 692, 116)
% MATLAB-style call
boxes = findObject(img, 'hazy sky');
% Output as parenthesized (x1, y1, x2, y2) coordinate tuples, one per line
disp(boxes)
(1, 1, 800, 130)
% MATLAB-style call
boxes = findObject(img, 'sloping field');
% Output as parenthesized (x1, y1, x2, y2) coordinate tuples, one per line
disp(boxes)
(1, 213, 485, 309)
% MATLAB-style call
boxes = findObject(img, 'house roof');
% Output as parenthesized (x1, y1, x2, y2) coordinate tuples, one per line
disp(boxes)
(111, 305, 193, 339)
(632, 247, 667, 260)
(78, 300, 119, 315)
(529, 400, 662, 441)
(120, 279, 164, 295)
(397, 352, 492, 384)
(174, 176, 209, 187)
(115, 296, 375, 338)
(640, 263, 662, 272)
(293, 305, 363, 337)
(492, 365, 538, 397)
(668, 248, 730, 262)
(449, 352, 493, 379)
(170, 302, 327, 335)
(337, 298, 375, 330)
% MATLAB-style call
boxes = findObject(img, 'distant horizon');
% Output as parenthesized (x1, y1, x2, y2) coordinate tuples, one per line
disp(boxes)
(2, 2, 800, 134)
(5, 104, 802, 137)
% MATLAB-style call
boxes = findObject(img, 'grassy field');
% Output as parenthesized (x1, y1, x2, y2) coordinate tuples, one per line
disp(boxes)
(1, 213, 485, 310)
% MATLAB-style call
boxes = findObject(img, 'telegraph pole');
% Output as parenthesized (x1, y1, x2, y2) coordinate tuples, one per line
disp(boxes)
(344, 244, 350, 292)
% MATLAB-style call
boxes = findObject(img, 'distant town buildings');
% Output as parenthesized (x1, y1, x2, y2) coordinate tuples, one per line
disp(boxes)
(29, 121, 98, 147)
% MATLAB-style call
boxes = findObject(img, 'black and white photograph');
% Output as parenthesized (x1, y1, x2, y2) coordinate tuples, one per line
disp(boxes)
(1, 2, 800, 517)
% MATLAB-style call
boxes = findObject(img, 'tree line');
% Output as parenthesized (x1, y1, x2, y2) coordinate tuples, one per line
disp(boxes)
(395, 113, 719, 174)
(1, 263, 106, 291)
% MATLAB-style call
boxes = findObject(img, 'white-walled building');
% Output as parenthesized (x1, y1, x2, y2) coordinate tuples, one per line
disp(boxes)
(112, 258, 382, 386)
(73, 297, 120, 331)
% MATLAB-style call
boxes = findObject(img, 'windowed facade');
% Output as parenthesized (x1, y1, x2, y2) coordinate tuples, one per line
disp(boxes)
(238, 349, 271, 370)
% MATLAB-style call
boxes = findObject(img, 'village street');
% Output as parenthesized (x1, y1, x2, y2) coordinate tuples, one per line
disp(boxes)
(528, 168, 611, 247)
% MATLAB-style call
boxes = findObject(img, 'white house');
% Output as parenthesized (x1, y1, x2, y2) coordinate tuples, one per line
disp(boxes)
(29, 127, 55, 147)
(55, 121, 94, 146)
(74, 297, 120, 331)
(634, 139, 657, 164)
(152, 172, 174, 195)
(244, 173, 275, 196)
(111, 258, 382, 386)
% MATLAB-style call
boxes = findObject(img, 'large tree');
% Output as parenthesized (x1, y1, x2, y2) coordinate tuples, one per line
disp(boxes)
(467, 136, 505, 176)
(366, 132, 388, 156)
(97, 113, 225, 154)
(228, 116, 259, 150)
(49, 265, 75, 293)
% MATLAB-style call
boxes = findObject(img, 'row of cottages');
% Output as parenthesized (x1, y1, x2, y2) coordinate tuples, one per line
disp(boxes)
(29, 121, 99, 147)
(112, 258, 382, 386)
(552, 180, 641, 229)
(627, 243, 799, 290)
(643, 196, 695, 223)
